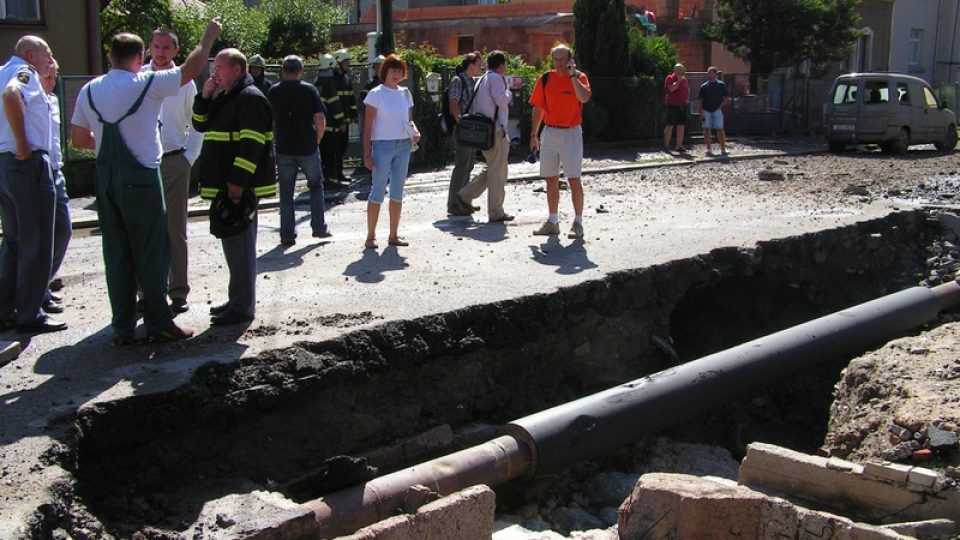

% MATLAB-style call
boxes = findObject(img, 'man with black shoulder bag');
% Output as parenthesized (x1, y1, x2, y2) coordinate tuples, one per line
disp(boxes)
(456, 50, 514, 223)
(446, 52, 482, 216)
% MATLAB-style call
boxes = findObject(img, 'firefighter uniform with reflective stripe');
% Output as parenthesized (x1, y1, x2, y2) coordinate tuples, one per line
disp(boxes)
(192, 73, 274, 319)
(329, 67, 357, 183)
(315, 70, 344, 184)
(192, 74, 275, 200)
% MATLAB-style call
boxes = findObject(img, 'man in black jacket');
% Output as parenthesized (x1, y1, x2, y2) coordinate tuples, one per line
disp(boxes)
(193, 48, 276, 326)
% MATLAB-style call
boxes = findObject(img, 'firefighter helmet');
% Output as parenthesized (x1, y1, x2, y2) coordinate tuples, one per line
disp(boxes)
(318, 54, 337, 70)
(333, 49, 353, 64)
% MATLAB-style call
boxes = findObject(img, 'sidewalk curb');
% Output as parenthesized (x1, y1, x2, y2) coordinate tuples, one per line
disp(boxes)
(64, 146, 822, 231)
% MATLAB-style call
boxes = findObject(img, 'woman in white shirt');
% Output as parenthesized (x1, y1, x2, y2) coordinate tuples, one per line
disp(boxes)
(362, 54, 421, 249)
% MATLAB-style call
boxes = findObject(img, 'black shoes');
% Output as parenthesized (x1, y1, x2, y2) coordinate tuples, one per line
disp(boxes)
(43, 300, 64, 314)
(48, 291, 63, 303)
(490, 214, 515, 223)
(146, 322, 194, 343)
(280, 238, 296, 247)
(313, 228, 332, 239)
(210, 309, 254, 326)
(170, 298, 189, 314)
(17, 316, 67, 334)
(209, 302, 231, 316)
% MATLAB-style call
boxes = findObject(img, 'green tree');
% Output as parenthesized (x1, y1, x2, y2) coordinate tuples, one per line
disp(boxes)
(573, 0, 628, 76)
(706, 0, 861, 91)
(204, 0, 268, 55)
(259, 0, 348, 58)
(627, 29, 678, 81)
(99, 0, 174, 59)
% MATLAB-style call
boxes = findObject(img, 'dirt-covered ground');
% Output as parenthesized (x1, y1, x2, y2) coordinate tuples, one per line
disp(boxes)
(1, 138, 958, 538)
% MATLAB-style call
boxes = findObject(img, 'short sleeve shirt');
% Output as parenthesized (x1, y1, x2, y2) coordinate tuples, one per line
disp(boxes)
(529, 70, 591, 128)
(268, 80, 326, 156)
(664, 73, 689, 107)
(698, 80, 728, 112)
(71, 68, 182, 168)
(447, 73, 475, 115)
(0, 56, 53, 153)
(363, 84, 414, 141)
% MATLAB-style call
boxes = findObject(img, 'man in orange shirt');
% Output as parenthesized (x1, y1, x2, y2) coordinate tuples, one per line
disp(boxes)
(529, 44, 592, 239)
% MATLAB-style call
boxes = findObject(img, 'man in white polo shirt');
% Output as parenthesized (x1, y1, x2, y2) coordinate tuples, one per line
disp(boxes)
(71, 20, 220, 345)
(143, 28, 203, 314)
(0, 35, 62, 334)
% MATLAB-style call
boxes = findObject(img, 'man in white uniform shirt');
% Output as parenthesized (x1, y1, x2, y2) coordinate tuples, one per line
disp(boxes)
(143, 28, 203, 314)
(71, 20, 220, 344)
(456, 50, 514, 223)
(40, 58, 70, 317)
(0, 35, 62, 333)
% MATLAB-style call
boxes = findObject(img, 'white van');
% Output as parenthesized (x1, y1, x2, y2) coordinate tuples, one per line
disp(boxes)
(823, 73, 957, 153)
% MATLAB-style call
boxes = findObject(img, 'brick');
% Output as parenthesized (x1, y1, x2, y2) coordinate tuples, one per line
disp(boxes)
(617, 473, 797, 540)
(863, 461, 912, 484)
(883, 518, 959, 539)
(907, 467, 939, 491)
(740, 443, 924, 522)
(337, 485, 495, 540)
(827, 457, 862, 474)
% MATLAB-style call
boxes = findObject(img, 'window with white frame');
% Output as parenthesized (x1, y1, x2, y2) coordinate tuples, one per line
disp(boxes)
(1, 0, 40, 21)
(908, 29, 922, 66)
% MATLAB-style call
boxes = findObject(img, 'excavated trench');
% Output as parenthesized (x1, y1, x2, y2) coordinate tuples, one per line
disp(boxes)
(48, 210, 945, 537)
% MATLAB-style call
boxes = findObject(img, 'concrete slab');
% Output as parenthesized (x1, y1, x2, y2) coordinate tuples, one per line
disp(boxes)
(0, 340, 19, 367)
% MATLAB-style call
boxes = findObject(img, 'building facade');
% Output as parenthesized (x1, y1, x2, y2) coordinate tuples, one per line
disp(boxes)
(0, 0, 100, 75)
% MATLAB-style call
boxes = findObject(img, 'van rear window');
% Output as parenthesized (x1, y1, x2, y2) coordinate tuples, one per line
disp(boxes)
(833, 83, 857, 104)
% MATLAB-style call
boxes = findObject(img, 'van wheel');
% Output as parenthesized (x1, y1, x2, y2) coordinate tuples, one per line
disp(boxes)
(884, 128, 909, 155)
(828, 140, 846, 153)
(934, 124, 957, 151)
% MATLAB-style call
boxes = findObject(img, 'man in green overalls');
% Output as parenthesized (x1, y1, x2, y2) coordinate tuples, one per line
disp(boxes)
(70, 21, 220, 344)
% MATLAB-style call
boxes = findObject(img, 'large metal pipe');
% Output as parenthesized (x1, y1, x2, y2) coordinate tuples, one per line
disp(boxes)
(306, 435, 532, 537)
(305, 281, 960, 537)
(507, 280, 960, 474)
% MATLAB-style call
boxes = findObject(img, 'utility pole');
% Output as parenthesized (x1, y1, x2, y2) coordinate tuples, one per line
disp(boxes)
(377, 0, 395, 55)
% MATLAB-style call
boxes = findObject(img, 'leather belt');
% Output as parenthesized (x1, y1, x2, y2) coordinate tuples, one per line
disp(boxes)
(162, 148, 185, 157)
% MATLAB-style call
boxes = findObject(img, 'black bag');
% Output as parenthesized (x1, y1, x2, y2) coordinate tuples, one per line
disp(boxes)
(455, 74, 497, 150)
(438, 73, 467, 137)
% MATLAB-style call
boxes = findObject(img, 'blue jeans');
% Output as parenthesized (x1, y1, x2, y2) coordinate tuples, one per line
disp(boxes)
(277, 150, 326, 241)
(370, 139, 412, 204)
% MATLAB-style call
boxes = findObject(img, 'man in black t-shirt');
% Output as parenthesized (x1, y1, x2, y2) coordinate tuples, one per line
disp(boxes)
(267, 55, 330, 246)
(697, 66, 729, 156)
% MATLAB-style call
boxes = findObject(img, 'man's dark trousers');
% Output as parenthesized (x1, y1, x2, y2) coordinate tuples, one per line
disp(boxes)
(0, 151, 55, 325)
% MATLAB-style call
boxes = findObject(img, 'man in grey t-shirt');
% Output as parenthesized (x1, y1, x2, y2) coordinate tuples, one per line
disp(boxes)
(446, 52, 482, 216)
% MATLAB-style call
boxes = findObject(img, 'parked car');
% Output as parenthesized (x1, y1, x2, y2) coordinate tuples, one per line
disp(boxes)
(823, 73, 957, 154)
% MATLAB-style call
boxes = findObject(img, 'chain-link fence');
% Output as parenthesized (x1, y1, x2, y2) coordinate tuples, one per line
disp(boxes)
(54, 65, 830, 194)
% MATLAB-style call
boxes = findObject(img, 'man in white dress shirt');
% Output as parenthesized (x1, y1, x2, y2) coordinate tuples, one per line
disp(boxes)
(457, 50, 514, 223)
(144, 28, 203, 314)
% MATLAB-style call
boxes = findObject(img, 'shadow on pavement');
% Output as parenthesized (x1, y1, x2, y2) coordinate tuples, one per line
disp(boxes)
(0, 323, 249, 449)
(432, 217, 509, 243)
(342, 246, 408, 284)
(529, 236, 598, 275)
